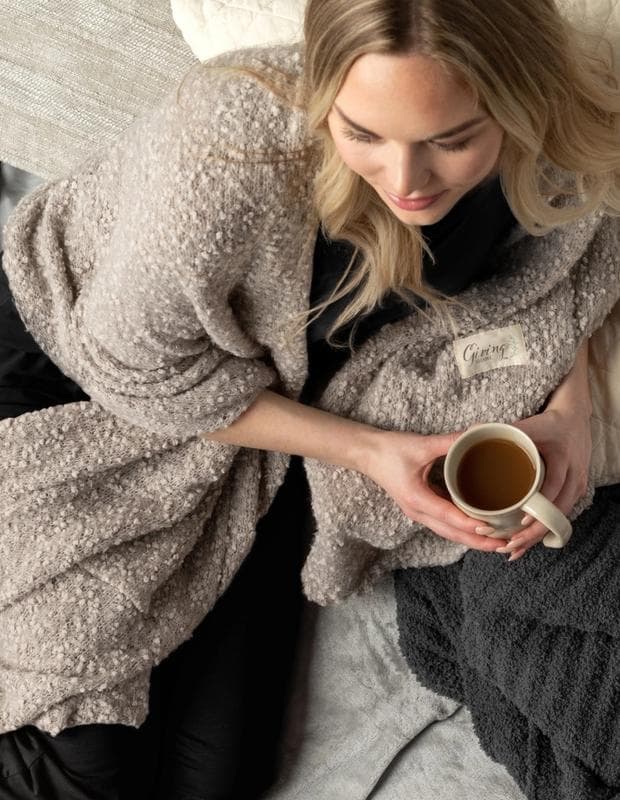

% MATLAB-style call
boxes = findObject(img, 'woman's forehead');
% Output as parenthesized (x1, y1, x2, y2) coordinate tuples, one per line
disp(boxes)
(334, 52, 481, 140)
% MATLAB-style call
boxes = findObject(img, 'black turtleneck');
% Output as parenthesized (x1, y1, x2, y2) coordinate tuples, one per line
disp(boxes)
(300, 176, 517, 404)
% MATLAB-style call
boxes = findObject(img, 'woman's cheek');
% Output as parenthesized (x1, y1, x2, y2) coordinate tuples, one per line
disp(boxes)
(338, 145, 380, 180)
(460, 153, 496, 184)
(444, 143, 503, 187)
(469, 131, 505, 181)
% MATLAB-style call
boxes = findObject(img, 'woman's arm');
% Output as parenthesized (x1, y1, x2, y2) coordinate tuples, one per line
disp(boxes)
(499, 339, 592, 560)
(201, 388, 507, 551)
(201, 388, 377, 472)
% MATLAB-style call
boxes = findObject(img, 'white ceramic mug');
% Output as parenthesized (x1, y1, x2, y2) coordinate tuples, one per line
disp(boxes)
(443, 422, 572, 548)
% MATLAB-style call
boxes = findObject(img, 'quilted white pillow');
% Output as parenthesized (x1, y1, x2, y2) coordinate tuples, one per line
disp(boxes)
(558, 0, 620, 66)
(170, 0, 304, 60)
(171, 0, 619, 63)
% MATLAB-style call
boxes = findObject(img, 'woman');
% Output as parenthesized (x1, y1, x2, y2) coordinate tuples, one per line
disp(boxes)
(0, 0, 617, 798)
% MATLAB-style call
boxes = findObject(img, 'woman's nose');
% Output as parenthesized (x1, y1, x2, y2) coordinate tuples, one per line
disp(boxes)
(385, 145, 431, 197)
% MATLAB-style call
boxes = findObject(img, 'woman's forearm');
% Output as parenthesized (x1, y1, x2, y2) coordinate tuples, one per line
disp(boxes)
(545, 339, 592, 417)
(200, 389, 382, 473)
(203, 340, 592, 474)
(201, 389, 514, 545)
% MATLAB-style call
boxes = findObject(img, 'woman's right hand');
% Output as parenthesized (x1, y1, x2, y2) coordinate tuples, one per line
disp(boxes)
(359, 429, 510, 551)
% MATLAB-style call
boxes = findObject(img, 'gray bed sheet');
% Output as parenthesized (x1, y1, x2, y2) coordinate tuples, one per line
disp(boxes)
(266, 577, 526, 800)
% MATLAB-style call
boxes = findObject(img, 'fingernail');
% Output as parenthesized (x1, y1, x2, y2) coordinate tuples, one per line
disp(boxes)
(521, 515, 533, 526)
(508, 552, 521, 562)
(475, 526, 495, 535)
(495, 545, 513, 554)
(498, 540, 522, 552)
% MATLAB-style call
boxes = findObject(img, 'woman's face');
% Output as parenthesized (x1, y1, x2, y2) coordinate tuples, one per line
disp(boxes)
(327, 52, 505, 226)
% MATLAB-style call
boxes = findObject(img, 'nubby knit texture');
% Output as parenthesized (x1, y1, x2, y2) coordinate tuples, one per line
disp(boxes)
(1, 43, 619, 734)
(395, 484, 620, 800)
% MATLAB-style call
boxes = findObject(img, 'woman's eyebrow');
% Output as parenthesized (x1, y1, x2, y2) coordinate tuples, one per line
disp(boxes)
(333, 104, 487, 141)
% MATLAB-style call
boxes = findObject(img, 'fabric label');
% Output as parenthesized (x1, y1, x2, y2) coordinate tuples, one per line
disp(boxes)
(453, 324, 529, 379)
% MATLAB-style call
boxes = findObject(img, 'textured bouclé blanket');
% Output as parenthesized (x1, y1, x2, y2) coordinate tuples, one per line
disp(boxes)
(395, 483, 620, 800)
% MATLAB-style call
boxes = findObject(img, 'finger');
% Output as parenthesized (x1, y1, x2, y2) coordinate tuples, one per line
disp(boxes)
(415, 511, 509, 551)
(411, 484, 492, 536)
(507, 546, 528, 562)
(552, 469, 588, 516)
(419, 431, 465, 461)
(497, 519, 549, 552)
(539, 460, 568, 505)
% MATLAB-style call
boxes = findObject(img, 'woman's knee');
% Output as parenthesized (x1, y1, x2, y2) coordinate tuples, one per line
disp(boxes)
(0, 723, 133, 800)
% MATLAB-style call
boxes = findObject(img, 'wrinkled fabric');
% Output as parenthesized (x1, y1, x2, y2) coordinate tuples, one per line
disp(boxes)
(395, 484, 620, 800)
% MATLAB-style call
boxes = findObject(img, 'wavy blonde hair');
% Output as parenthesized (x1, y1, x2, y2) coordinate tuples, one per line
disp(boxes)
(294, 0, 620, 345)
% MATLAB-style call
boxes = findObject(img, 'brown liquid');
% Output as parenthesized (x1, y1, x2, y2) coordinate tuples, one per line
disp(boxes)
(456, 438, 535, 511)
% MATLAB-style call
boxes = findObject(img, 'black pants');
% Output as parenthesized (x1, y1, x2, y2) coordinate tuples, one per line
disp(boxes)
(0, 257, 308, 800)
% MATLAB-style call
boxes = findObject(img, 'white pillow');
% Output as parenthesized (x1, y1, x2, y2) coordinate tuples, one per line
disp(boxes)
(171, 0, 619, 63)
(558, 0, 620, 67)
(170, 0, 304, 61)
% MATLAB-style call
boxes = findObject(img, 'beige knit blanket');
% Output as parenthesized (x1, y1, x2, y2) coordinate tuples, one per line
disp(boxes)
(2, 209, 618, 736)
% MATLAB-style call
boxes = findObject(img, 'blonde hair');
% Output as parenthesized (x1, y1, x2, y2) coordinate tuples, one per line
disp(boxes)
(296, 0, 620, 345)
(179, 1, 620, 345)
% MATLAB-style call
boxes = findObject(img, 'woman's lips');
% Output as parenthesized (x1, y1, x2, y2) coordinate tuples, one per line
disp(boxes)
(385, 190, 446, 211)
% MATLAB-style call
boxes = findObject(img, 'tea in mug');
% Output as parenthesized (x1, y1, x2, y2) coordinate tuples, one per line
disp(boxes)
(456, 438, 536, 511)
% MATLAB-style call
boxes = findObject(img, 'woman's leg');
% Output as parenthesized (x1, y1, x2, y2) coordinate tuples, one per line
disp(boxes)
(0, 253, 137, 800)
(0, 724, 136, 800)
(148, 456, 310, 800)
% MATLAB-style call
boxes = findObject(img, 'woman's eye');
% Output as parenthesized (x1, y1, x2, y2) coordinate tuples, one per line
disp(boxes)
(340, 128, 473, 151)
(434, 138, 472, 152)
(341, 127, 374, 144)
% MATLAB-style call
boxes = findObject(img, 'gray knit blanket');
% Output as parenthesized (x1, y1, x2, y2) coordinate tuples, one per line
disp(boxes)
(395, 483, 620, 800)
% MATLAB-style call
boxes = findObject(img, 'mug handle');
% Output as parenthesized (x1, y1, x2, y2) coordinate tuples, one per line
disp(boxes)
(521, 492, 572, 548)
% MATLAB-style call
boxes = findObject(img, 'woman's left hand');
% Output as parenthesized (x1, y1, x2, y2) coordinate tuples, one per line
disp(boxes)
(495, 342, 593, 561)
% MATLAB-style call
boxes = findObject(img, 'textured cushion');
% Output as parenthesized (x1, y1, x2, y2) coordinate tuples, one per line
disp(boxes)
(171, 0, 620, 63)
(0, 0, 195, 178)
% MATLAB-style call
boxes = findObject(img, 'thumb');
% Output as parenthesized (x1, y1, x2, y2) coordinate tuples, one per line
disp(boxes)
(422, 430, 464, 460)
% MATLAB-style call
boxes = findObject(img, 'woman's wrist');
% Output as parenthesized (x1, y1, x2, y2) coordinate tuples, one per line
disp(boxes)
(349, 424, 387, 476)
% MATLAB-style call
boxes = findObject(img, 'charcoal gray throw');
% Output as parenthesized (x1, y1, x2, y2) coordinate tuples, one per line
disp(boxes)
(394, 484, 620, 800)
